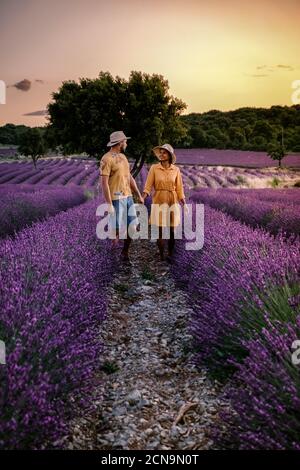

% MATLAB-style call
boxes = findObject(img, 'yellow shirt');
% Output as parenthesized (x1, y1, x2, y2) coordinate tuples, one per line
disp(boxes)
(99, 151, 132, 200)
(143, 162, 185, 226)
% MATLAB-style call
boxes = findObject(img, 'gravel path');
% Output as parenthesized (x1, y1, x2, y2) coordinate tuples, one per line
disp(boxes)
(63, 238, 225, 450)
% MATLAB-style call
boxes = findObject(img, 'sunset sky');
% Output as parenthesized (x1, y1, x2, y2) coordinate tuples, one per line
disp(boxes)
(0, 0, 299, 127)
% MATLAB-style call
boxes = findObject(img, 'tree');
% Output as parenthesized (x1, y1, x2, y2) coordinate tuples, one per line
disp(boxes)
(267, 142, 286, 168)
(46, 71, 188, 164)
(227, 126, 246, 149)
(205, 133, 219, 148)
(249, 135, 268, 151)
(0, 123, 28, 146)
(18, 128, 47, 168)
(251, 120, 274, 141)
(189, 127, 207, 147)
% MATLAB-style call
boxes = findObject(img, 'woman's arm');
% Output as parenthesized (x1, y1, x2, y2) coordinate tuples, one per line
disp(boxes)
(142, 165, 155, 199)
(176, 169, 186, 204)
(129, 174, 144, 203)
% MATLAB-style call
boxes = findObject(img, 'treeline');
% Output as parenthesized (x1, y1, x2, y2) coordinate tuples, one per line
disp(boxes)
(179, 105, 300, 152)
(1, 104, 300, 153)
(0, 123, 43, 146)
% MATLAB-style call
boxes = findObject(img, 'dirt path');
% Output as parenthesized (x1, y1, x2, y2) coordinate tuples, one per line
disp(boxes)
(64, 238, 225, 450)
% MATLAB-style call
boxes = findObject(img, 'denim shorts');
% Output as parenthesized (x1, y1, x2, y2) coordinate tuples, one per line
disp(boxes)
(109, 196, 138, 231)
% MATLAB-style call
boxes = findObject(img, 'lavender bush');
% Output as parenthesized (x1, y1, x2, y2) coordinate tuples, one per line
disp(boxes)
(220, 316, 300, 449)
(0, 197, 117, 449)
(171, 203, 300, 374)
(190, 188, 300, 236)
(171, 202, 300, 448)
(0, 186, 87, 238)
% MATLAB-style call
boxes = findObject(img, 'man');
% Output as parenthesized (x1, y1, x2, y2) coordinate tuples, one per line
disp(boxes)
(100, 130, 144, 264)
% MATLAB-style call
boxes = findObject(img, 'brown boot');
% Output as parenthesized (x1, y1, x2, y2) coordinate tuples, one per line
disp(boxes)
(157, 238, 165, 261)
(120, 237, 132, 265)
(166, 228, 175, 263)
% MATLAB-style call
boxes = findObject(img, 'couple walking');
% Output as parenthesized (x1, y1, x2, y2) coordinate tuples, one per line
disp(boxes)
(100, 130, 187, 264)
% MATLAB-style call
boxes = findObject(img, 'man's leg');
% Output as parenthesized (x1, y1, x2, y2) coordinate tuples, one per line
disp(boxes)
(109, 200, 120, 247)
(112, 228, 120, 246)
(120, 197, 136, 262)
(121, 235, 131, 258)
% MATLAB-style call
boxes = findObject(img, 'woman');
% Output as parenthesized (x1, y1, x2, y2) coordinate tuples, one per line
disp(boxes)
(142, 143, 187, 262)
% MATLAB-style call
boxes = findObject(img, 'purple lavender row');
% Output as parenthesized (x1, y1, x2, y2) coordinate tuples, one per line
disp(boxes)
(0, 183, 66, 194)
(171, 203, 300, 449)
(0, 161, 72, 185)
(36, 164, 83, 185)
(85, 169, 100, 187)
(0, 160, 92, 185)
(174, 148, 300, 167)
(0, 186, 87, 238)
(0, 159, 72, 180)
(0, 197, 117, 448)
(221, 316, 300, 449)
(190, 188, 300, 236)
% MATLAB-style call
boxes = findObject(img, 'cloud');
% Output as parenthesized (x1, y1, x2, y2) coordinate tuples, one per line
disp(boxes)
(276, 64, 294, 70)
(7, 78, 45, 91)
(23, 109, 47, 116)
(11, 79, 31, 91)
(256, 64, 294, 72)
(250, 64, 295, 77)
(246, 73, 269, 77)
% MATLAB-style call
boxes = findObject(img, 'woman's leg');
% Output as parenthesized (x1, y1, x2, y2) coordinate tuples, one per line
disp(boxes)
(157, 226, 165, 261)
(167, 226, 175, 257)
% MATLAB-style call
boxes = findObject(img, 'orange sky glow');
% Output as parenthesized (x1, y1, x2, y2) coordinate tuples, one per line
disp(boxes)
(0, 0, 299, 126)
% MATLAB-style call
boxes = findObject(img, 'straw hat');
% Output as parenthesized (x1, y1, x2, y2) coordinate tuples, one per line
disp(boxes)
(107, 130, 131, 147)
(152, 143, 176, 164)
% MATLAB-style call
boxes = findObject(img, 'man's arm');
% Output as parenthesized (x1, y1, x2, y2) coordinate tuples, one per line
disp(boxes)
(101, 175, 114, 212)
(99, 155, 114, 211)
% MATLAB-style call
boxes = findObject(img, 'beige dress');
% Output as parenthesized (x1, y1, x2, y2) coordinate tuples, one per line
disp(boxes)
(143, 162, 185, 227)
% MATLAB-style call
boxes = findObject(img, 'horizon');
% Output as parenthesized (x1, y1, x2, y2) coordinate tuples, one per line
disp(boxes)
(1, 103, 299, 130)
(0, 0, 300, 127)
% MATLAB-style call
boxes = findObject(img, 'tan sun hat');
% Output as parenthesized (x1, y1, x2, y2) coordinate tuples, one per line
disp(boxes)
(107, 130, 131, 147)
(152, 143, 176, 164)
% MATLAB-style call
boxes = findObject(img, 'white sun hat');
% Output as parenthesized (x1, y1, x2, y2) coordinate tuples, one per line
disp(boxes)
(152, 143, 176, 164)
(107, 130, 131, 147)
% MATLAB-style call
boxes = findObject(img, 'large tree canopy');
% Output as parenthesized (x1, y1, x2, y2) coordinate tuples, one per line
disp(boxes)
(45, 71, 188, 162)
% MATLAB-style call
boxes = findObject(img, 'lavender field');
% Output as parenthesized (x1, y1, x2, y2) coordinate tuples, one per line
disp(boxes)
(1, 156, 299, 194)
(0, 197, 117, 448)
(190, 188, 300, 236)
(175, 148, 300, 167)
(170, 203, 300, 449)
(3, 0, 300, 455)
(0, 158, 100, 188)
(0, 153, 300, 450)
(142, 157, 300, 449)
